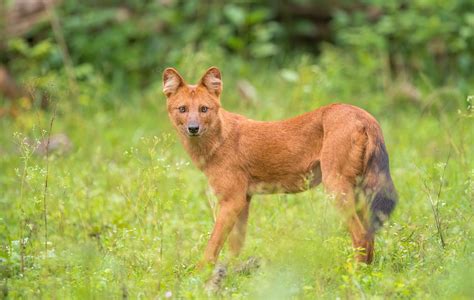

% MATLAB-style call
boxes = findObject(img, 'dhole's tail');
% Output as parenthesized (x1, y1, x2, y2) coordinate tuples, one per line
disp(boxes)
(363, 133, 397, 233)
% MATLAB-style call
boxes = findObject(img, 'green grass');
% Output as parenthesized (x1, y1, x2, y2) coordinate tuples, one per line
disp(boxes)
(0, 53, 473, 299)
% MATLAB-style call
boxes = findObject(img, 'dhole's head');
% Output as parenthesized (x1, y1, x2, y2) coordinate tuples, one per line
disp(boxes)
(162, 67, 222, 138)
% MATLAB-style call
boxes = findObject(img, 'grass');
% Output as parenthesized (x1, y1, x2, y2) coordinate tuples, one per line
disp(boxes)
(0, 52, 473, 299)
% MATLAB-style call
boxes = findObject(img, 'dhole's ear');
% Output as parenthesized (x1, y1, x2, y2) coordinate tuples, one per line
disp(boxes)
(163, 68, 185, 97)
(199, 67, 222, 97)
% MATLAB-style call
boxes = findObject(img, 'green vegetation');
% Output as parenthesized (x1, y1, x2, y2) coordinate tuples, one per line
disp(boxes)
(1, 1, 473, 299)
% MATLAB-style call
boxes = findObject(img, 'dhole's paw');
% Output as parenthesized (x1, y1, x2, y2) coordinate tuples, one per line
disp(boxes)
(196, 259, 214, 271)
(204, 263, 227, 294)
(354, 246, 374, 265)
(234, 256, 261, 275)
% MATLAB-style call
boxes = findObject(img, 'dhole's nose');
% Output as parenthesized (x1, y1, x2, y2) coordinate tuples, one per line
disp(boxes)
(188, 125, 199, 135)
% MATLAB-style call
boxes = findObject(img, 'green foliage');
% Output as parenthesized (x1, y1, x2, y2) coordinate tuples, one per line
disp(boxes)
(3, 0, 473, 94)
(333, 0, 474, 86)
(6, 1, 283, 88)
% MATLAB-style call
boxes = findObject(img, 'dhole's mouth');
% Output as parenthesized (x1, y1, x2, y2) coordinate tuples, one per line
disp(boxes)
(180, 126, 206, 138)
(182, 128, 203, 137)
(186, 128, 207, 138)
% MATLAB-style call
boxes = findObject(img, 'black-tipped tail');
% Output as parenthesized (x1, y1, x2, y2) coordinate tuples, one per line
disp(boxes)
(364, 137, 397, 233)
(370, 189, 397, 232)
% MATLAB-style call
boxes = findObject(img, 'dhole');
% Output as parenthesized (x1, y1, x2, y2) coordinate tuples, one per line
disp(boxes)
(163, 67, 397, 265)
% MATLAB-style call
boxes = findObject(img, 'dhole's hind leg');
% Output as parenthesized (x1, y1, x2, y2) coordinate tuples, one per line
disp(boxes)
(354, 191, 374, 263)
(323, 177, 374, 263)
(321, 122, 374, 263)
(228, 197, 251, 257)
(350, 209, 374, 264)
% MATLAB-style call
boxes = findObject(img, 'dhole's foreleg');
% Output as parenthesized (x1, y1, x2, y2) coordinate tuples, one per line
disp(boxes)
(202, 193, 248, 265)
(228, 197, 251, 257)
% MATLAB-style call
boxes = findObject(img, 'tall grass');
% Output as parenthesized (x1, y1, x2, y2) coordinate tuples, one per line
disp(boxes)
(0, 51, 472, 299)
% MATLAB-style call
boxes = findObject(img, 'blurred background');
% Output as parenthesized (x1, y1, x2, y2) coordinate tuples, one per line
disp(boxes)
(0, 0, 473, 298)
(1, 0, 473, 113)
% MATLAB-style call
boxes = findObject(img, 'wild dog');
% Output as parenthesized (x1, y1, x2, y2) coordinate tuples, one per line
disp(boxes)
(162, 67, 397, 265)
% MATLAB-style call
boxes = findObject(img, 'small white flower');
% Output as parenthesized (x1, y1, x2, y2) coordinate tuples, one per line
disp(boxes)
(165, 291, 172, 298)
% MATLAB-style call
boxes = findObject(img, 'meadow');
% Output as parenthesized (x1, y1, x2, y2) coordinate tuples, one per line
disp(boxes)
(0, 47, 472, 299)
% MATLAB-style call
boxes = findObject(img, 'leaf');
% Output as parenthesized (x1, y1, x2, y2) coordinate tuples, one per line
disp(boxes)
(224, 4, 246, 27)
(280, 69, 299, 83)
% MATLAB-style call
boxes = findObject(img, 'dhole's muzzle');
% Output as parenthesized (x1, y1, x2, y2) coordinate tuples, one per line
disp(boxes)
(186, 114, 200, 136)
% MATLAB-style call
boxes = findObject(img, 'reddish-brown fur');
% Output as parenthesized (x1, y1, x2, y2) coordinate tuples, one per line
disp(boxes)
(163, 67, 397, 265)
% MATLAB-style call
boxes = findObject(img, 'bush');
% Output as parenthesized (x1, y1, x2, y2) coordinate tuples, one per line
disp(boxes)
(332, 0, 474, 87)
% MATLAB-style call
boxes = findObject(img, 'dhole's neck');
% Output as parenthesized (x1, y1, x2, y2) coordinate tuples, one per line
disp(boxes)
(181, 109, 232, 169)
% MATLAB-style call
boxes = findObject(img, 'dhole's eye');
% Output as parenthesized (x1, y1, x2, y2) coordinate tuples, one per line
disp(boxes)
(200, 106, 209, 113)
(178, 106, 186, 113)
